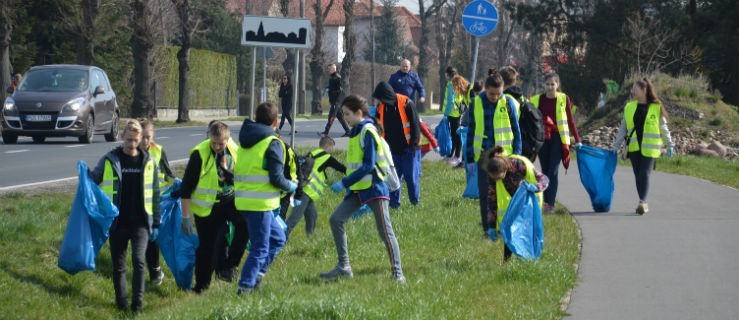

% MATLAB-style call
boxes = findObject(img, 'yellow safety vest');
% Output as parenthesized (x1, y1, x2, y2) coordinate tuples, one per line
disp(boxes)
(147, 142, 172, 192)
(472, 95, 514, 161)
(304, 148, 331, 201)
(494, 155, 543, 231)
(234, 136, 284, 211)
(101, 157, 155, 216)
(530, 93, 571, 145)
(189, 138, 239, 217)
(624, 101, 663, 158)
(346, 124, 387, 191)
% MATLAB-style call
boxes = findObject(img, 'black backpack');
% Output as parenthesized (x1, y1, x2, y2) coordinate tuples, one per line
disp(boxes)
(518, 101, 545, 158)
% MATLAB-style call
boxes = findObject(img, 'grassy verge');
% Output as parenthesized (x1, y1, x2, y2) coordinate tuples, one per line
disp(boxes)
(0, 160, 579, 319)
(618, 155, 739, 189)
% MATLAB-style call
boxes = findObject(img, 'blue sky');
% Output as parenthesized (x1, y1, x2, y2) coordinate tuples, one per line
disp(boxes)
(398, 0, 420, 14)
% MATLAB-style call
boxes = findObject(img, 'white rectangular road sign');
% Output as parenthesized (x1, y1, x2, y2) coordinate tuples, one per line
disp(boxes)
(241, 16, 312, 49)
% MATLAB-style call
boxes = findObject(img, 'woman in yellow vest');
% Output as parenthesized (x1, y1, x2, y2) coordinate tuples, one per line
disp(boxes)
(179, 121, 248, 292)
(138, 118, 175, 286)
(321, 94, 405, 284)
(529, 73, 582, 213)
(611, 77, 674, 215)
(285, 135, 346, 238)
(89, 120, 160, 313)
(446, 74, 471, 165)
(481, 145, 548, 262)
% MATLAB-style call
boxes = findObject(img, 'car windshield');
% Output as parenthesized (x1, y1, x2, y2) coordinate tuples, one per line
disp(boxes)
(17, 69, 88, 93)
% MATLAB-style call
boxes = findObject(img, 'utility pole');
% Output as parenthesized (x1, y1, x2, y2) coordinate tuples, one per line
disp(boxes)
(299, 0, 307, 114)
(370, 0, 375, 99)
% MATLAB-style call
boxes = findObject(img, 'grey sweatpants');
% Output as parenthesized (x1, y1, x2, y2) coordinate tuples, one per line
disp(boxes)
(285, 194, 318, 238)
(329, 194, 403, 279)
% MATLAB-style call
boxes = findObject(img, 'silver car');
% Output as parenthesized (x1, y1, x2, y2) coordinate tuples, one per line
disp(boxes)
(2, 64, 120, 144)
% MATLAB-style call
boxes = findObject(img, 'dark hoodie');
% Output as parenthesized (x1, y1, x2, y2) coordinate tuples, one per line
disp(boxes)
(238, 119, 293, 191)
(504, 86, 524, 102)
(372, 81, 421, 155)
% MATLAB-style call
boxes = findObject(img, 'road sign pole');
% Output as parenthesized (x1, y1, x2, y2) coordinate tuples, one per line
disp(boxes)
(250, 46, 257, 120)
(291, 49, 299, 146)
(470, 36, 480, 84)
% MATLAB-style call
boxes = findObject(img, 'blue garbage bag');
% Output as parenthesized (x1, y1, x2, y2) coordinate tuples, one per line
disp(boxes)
(500, 182, 544, 260)
(351, 204, 372, 219)
(435, 117, 452, 157)
(577, 145, 617, 212)
(156, 179, 199, 290)
(58, 160, 119, 275)
(462, 162, 479, 199)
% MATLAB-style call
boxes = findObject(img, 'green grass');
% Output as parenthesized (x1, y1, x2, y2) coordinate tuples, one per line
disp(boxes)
(619, 155, 739, 189)
(0, 160, 580, 319)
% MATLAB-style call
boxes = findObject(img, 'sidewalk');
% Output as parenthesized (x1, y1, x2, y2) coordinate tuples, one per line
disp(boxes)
(558, 160, 739, 319)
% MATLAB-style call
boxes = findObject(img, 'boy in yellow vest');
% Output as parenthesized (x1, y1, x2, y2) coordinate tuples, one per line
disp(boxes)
(235, 102, 296, 293)
(285, 136, 347, 238)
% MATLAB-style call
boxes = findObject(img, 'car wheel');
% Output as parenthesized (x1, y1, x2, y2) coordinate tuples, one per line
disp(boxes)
(2, 131, 18, 144)
(32, 136, 46, 143)
(79, 115, 94, 144)
(105, 112, 119, 142)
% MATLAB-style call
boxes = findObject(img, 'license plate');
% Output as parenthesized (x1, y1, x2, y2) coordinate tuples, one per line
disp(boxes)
(26, 115, 52, 122)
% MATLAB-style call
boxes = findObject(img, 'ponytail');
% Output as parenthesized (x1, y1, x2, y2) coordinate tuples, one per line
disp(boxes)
(636, 77, 668, 118)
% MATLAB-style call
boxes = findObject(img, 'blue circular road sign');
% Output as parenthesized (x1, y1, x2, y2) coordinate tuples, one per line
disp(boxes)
(462, 0, 499, 37)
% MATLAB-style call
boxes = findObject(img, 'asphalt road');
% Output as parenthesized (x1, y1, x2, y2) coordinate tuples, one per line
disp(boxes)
(0, 116, 441, 190)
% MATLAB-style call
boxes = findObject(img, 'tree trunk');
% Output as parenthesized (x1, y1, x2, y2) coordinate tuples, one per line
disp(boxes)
(77, 0, 98, 65)
(339, 0, 355, 96)
(0, 1, 17, 102)
(174, 0, 192, 123)
(417, 1, 428, 112)
(309, 0, 336, 115)
(130, 0, 155, 118)
(436, 4, 458, 108)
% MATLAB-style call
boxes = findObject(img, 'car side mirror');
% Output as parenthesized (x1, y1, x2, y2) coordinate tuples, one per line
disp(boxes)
(93, 86, 105, 96)
(6, 86, 13, 94)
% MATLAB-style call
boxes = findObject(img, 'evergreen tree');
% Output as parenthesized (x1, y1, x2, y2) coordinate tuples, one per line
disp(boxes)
(365, 0, 409, 65)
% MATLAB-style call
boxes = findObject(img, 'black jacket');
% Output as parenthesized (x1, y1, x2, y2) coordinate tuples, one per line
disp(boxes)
(372, 81, 421, 154)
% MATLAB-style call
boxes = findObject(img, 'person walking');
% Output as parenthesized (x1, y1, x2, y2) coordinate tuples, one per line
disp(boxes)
(179, 121, 248, 293)
(285, 136, 346, 238)
(138, 118, 175, 286)
(235, 102, 294, 294)
(611, 77, 675, 215)
(89, 120, 160, 313)
(388, 59, 426, 105)
(278, 74, 295, 133)
(481, 146, 548, 262)
(372, 81, 421, 209)
(529, 73, 582, 213)
(446, 74, 472, 165)
(320, 94, 405, 284)
(319, 63, 350, 137)
(465, 69, 522, 232)
(441, 66, 456, 163)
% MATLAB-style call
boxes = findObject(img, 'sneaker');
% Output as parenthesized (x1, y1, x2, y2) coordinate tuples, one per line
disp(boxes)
(636, 202, 649, 215)
(130, 302, 142, 314)
(544, 203, 555, 213)
(149, 268, 164, 286)
(394, 275, 406, 285)
(217, 266, 237, 282)
(341, 132, 351, 137)
(255, 272, 265, 288)
(237, 286, 254, 295)
(317, 131, 328, 137)
(319, 265, 353, 280)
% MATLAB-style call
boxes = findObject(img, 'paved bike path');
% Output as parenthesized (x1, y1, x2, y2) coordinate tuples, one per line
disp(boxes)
(558, 160, 739, 319)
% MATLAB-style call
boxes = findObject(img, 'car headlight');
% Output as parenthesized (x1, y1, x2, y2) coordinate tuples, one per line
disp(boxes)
(62, 97, 86, 113)
(3, 97, 15, 113)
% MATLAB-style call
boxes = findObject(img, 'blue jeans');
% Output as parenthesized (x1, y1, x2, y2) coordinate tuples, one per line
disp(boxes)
(390, 147, 421, 208)
(238, 209, 286, 288)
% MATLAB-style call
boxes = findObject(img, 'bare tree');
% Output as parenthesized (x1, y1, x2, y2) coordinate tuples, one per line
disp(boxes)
(0, 0, 20, 102)
(621, 12, 699, 75)
(416, 0, 446, 111)
(339, 0, 356, 95)
(435, 0, 459, 104)
(171, 0, 207, 123)
(129, 0, 156, 118)
(308, 0, 336, 114)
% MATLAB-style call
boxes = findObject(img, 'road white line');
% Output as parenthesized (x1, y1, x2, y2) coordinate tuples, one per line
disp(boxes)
(5, 149, 30, 154)
(158, 136, 169, 139)
(189, 134, 203, 137)
(0, 176, 78, 192)
(65, 145, 86, 148)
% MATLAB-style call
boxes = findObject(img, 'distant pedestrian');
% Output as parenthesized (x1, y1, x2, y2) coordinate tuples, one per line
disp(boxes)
(320, 94, 404, 284)
(446, 74, 471, 165)
(388, 59, 426, 104)
(319, 63, 350, 137)
(529, 73, 582, 213)
(89, 120, 160, 314)
(372, 81, 422, 209)
(278, 74, 295, 133)
(611, 77, 674, 215)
